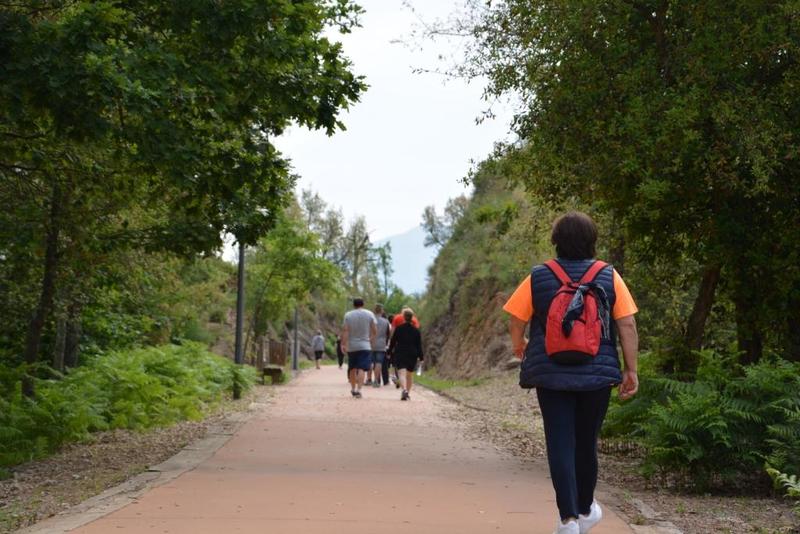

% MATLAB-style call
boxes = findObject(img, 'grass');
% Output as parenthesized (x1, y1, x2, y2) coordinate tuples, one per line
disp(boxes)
(415, 369, 486, 392)
(298, 357, 338, 370)
(0, 502, 29, 533)
(500, 419, 527, 432)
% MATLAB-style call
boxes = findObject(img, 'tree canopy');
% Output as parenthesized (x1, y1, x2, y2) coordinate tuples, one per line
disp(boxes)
(435, 0, 800, 368)
(0, 0, 366, 395)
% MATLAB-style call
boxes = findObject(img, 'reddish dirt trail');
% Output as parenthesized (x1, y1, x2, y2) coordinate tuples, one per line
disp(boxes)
(69, 367, 633, 534)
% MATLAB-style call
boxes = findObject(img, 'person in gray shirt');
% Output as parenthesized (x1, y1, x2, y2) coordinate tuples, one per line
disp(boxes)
(342, 298, 377, 398)
(311, 331, 325, 370)
(369, 304, 391, 387)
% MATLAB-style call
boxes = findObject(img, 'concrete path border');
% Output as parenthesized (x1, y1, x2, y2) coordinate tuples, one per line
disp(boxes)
(16, 406, 257, 534)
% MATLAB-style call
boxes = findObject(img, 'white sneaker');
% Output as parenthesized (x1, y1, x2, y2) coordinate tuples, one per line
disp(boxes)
(578, 501, 602, 533)
(554, 519, 579, 534)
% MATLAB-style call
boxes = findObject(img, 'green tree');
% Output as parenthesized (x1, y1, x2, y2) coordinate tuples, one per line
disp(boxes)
(299, 191, 391, 299)
(372, 242, 393, 301)
(300, 188, 347, 261)
(244, 205, 342, 355)
(0, 0, 365, 396)
(440, 0, 800, 370)
(422, 195, 469, 248)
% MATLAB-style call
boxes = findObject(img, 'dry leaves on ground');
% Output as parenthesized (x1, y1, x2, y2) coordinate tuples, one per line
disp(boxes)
(433, 371, 799, 534)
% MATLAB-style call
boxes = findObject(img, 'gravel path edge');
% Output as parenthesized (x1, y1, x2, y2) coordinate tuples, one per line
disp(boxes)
(13, 401, 259, 534)
(415, 381, 684, 534)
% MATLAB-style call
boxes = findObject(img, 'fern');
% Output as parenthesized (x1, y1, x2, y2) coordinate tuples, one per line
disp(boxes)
(607, 350, 800, 491)
(0, 342, 253, 468)
(766, 467, 800, 513)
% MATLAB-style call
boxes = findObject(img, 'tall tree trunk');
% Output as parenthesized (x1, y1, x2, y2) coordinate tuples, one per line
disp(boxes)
(22, 182, 63, 398)
(786, 297, 800, 362)
(350, 232, 360, 291)
(64, 315, 81, 368)
(52, 315, 67, 373)
(662, 264, 722, 377)
(735, 294, 763, 365)
(685, 264, 721, 351)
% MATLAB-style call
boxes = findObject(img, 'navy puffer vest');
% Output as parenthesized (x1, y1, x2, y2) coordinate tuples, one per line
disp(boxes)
(519, 258, 622, 391)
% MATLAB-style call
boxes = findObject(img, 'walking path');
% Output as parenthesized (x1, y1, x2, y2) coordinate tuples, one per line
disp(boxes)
(65, 367, 633, 533)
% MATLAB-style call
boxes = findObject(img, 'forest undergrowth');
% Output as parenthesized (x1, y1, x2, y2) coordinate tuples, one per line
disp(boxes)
(0, 343, 255, 476)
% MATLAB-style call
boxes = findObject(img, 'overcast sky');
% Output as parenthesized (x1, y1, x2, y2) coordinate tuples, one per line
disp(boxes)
(274, 0, 513, 241)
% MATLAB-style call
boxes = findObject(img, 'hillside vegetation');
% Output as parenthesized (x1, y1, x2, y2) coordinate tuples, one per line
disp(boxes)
(422, 162, 554, 377)
(420, 0, 800, 503)
(423, 154, 800, 501)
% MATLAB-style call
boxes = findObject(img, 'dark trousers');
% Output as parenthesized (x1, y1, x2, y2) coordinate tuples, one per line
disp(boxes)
(381, 357, 390, 384)
(536, 387, 611, 520)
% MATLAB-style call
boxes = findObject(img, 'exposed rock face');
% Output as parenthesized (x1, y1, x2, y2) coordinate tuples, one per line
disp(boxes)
(423, 275, 516, 380)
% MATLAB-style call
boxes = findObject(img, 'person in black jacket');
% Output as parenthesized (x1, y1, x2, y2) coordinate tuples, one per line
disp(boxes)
(335, 334, 345, 369)
(388, 309, 423, 401)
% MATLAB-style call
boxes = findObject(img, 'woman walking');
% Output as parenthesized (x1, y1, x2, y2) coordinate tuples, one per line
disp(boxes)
(335, 334, 345, 369)
(503, 211, 639, 534)
(388, 309, 423, 401)
(311, 330, 325, 370)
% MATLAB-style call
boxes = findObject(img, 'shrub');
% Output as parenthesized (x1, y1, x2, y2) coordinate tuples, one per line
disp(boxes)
(604, 350, 800, 491)
(767, 467, 800, 514)
(176, 317, 215, 345)
(766, 401, 800, 477)
(0, 342, 255, 468)
(208, 309, 226, 324)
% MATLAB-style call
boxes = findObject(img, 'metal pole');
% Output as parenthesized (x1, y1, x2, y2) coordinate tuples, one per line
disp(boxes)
(292, 307, 299, 371)
(233, 241, 245, 399)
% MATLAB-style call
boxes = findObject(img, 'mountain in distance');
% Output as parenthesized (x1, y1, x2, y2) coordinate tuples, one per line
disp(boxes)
(377, 225, 436, 295)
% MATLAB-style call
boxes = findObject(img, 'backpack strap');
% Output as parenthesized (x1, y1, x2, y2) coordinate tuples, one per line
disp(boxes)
(544, 259, 573, 286)
(579, 260, 609, 285)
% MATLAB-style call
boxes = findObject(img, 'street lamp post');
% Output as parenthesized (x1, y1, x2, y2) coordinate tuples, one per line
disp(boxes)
(292, 307, 299, 371)
(233, 240, 245, 399)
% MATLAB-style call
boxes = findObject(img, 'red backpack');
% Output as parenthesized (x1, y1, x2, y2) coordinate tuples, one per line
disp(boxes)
(543, 260, 611, 365)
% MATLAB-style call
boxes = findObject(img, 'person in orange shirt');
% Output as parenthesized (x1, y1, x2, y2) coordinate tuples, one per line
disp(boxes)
(388, 308, 418, 387)
(502, 211, 639, 534)
(391, 307, 420, 329)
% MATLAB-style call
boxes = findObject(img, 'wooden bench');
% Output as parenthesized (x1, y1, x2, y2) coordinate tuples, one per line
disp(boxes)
(257, 339, 287, 385)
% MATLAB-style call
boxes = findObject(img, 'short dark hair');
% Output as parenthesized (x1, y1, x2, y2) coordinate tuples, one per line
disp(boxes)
(551, 211, 598, 260)
(403, 310, 414, 323)
(353, 298, 364, 308)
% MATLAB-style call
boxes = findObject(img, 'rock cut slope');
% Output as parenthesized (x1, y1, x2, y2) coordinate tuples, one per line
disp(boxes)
(422, 162, 558, 379)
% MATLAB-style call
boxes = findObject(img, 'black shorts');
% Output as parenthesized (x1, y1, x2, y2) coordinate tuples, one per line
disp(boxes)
(396, 357, 418, 373)
(314, 351, 323, 360)
(347, 350, 372, 371)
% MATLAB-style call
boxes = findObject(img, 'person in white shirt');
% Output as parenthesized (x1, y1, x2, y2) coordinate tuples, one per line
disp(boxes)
(369, 304, 391, 387)
(311, 331, 325, 370)
(341, 298, 377, 398)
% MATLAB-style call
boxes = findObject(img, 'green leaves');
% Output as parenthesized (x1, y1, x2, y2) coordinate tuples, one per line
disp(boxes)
(604, 351, 800, 490)
(1, 1, 364, 396)
(449, 0, 800, 363)
(245, 204, 342, 335)
(0, 342, 254, 468)
(766, 467, 800, 513)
